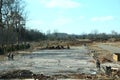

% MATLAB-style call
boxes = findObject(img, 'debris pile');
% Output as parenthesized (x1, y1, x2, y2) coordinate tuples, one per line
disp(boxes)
(99, 57, 113, 63)
(0, 70, 54, 80)
(0, 70, 33, 79)
(68, 73, 97, 79)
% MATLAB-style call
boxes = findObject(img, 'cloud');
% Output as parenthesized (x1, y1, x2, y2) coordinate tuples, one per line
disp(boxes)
(79, 16, 85, 19)
(26, 17, 72, 30)
(26, 20, 44, 28)
(91, 16, 114, 21)
(52, 17, 72, 26)
(40, 0, 81, 8)
(28, 20, 44, 25)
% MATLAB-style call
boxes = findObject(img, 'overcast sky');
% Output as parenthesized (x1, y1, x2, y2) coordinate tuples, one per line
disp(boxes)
(25, 0, 120, 34)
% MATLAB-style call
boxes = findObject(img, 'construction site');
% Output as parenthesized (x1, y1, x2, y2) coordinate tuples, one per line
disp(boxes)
(0, 41, 120, 80)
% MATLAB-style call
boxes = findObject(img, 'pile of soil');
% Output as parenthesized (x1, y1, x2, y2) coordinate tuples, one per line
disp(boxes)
(0, 69, 120, 79)
(68, 73, 97, 79)
(99, 57, 113, 63)
(0, 70, 33, 79)
(0, 70, 54, 80)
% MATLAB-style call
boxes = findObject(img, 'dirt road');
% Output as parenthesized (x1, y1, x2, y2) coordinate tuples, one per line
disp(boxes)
(98, 44, 120, 53)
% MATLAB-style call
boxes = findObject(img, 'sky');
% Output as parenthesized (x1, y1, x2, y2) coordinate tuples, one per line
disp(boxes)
(25, 0, 120, 34)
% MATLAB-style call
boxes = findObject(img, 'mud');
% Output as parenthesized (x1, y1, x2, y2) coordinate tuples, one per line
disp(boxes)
(0, 45, 120, 79)
(0, 46, 97, 78)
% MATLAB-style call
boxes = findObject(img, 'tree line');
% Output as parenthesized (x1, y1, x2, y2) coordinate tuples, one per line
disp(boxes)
(0, 0, 46, 54)
(0, 0, 120, 54)
(46, 31, 120, 42)
(0, 0, 46, 45)
(77, 32, 120, 42)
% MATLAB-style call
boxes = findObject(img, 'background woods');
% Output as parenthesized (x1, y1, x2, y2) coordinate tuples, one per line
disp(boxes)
(0, 0, 120, 54)
(0, 0, 45, 54)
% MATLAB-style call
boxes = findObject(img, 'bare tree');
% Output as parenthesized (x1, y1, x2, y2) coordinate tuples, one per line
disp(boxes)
(6, 0, 25, 43)
(0, 0, 4, 47)
(0, 0, 26, 48)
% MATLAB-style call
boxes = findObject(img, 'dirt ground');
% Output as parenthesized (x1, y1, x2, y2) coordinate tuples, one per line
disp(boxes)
(1, 41, 120, 79)
(88, 42, 120, 63)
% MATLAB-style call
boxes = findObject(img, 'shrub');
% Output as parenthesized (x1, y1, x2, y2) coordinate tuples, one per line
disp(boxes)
(0, 47, 4, 55)
(0, 43, 31, 55)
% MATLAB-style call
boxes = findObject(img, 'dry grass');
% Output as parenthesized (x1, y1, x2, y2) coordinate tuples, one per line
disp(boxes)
(105, 42, 120, 48)
(0, 55, 6, 61)
(88, 42, 113, 63)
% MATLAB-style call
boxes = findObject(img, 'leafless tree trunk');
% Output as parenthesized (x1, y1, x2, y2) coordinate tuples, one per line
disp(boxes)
(0, 0, 4, 48)
(1, 0, 26, 45)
